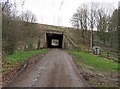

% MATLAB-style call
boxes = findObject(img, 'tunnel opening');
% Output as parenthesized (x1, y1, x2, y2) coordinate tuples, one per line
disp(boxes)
(46, 32, 63, 48)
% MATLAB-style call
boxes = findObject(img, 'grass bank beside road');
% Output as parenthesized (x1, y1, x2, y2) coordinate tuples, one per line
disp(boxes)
(69, 50, 119, 72)
(2, 49, 49, 75)
(69, 50, 119, 87)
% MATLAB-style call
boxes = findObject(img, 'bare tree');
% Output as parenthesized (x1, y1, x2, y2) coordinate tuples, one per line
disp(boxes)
(71, 2, 113, 49)
(88, 3, 97, 49)
(22, 10, 36, 23)
(71, 4, 89, 44)
(71, 13, 79, 29)
(95, 3, 112, 45)
(2, 0, 9, 11)
(2, 0, 38, 54)
(2, 0, 19, 55)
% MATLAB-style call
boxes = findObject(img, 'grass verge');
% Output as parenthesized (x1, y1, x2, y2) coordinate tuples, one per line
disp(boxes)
(2, 49, 49, 74)
(69, 50, 119, 72)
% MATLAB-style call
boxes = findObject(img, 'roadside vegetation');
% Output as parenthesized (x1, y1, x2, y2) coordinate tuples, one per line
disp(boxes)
(69, 50, 118, 72)
(70, 2, 119, 62)
(69, 50, 118, 87)
(2, 1, 41, 56)
(2, 49, 49, 75)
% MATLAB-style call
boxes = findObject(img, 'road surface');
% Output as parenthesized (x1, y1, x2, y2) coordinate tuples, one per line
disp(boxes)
(7, 49, 90, 87)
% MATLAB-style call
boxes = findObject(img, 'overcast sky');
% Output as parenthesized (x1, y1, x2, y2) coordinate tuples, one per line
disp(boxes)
(10, 0, 119, 27)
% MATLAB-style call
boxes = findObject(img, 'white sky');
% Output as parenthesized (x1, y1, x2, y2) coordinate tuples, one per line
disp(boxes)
(9, 0, 120, 27)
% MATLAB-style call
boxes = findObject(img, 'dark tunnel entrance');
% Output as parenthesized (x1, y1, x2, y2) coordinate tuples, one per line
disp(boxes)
(46, 31, 63, 48)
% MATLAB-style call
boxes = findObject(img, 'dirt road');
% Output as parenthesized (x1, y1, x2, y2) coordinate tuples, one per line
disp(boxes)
(7, 49, 90, 87)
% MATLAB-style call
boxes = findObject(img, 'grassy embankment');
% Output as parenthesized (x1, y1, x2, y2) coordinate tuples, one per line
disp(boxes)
(2, 49, 49, 74)
(69, 50, 119, 72)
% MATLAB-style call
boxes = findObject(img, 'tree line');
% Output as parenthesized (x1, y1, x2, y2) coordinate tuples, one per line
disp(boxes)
(2, 0, 40, 56)
(71, 2, 119, 50)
